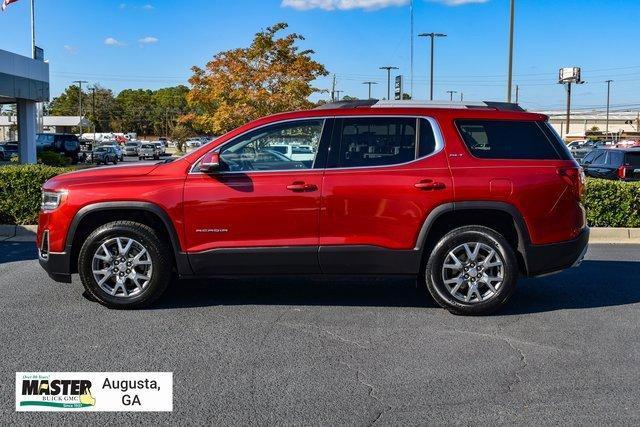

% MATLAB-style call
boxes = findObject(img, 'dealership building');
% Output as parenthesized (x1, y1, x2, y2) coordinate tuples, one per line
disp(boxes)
(0, 48, 49, 164)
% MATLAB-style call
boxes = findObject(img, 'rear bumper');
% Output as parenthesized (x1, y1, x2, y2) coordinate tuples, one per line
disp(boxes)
(524, 228, 590, 277)
(38, 250, 72, 283)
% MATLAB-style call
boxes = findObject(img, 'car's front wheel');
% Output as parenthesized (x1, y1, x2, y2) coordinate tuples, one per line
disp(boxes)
(78, 221, 172, 309)
(424, 226, 518, 316)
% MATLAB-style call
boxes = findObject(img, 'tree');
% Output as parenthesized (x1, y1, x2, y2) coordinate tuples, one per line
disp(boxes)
(111, 89, 155, 135)
(183, 22, 328, 135)
(171, 124, 195, 153)
(48, 84, 115, 132)
(152, 85, 190, 136)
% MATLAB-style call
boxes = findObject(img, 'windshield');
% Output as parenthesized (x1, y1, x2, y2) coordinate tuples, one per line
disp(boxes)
(94, 147, 107, 152)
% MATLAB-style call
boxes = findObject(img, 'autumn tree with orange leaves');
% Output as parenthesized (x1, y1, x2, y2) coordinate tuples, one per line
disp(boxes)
(182, 22, 328, 135)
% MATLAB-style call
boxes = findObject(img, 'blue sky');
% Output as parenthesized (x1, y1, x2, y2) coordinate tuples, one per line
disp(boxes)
(1, 0, 639, 111)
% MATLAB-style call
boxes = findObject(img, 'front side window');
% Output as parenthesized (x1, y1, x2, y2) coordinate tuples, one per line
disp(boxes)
(331, 117, 435, 168)
(457, 120, 561, 160)
(220, 120, 323, 172)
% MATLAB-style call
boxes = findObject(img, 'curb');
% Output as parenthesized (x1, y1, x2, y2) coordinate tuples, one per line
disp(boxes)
(0, 225, 38, 242)
(1, 225, 640, 244)
(589, 227, 640, 244)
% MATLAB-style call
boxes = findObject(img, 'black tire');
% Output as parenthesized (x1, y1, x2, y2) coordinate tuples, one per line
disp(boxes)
(424, 226, 518, 316)
(78, 221, 173, 309)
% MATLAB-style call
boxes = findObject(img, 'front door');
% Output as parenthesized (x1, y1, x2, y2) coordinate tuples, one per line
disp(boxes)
(183, 119, 329, 275)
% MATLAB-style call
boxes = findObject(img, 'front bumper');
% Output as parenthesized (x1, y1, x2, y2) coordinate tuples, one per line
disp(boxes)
(39, 251, 72, 283)
(524, 227, 590, 277)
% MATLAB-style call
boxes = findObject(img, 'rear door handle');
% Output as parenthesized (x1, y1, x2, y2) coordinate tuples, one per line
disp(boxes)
(287, 181, 318, 192)
(414, 179, 446, 191)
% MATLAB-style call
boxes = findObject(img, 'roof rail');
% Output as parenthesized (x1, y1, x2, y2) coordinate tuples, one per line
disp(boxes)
(314, 99, 526, 112)
(314, 100, 378, 110)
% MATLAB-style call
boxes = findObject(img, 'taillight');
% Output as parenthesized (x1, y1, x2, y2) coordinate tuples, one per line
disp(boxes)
(558, 166, 584, 197)
(617, 164, 628, 180)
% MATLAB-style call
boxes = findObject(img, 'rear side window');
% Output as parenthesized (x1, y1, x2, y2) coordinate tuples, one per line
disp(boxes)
(607, 151, 623, 166)
(329, 117, 437, 168)
(456, 120, 562, 160)
(625, 152, 640, 167)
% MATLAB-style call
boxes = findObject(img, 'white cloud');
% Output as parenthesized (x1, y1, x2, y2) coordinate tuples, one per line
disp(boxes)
(63, 45, 78, 54)
(282, 0, 408, 11)
(119, 3, 127, 9)
(429, 0, 488, 5)
(104, 37, 125, 46)
(142, 4, 154, 10)
(138, 36, 158, 44)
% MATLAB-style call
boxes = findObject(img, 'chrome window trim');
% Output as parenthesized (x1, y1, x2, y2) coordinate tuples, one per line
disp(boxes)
(188, 115, 444, 175)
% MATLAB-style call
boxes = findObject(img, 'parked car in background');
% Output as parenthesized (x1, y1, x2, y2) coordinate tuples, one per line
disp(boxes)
(38, 100, 588, 314)
(92, 146, 119, 165)
(0, 141, 18, 159)
(101, 144, 124, 161)
(0, 145, 5, 160)
(186, 139, 202, 148)
(36, 133, 81, 163)
(138, 142, 161, 160)
(567, 140, 605, 161)
(268, 144, 316, 166)
(124, 141, 141, 156)
(580, 147, 640, 181)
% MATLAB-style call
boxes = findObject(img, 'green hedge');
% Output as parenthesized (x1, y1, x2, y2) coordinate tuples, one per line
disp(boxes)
(0, 164, 74, 225)
(583, 178, 640, 228)
(1, 166, 640, 228)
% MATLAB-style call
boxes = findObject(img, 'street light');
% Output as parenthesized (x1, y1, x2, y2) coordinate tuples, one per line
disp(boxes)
(446, 90, 458, 102)
(507, 0, 515, 102)
(363, 81, 378, 100)
(605, 80, 613, 136)
(418, 32, 447, 101)
(379, 66, 399, 100)
(73, 80, 88, 136)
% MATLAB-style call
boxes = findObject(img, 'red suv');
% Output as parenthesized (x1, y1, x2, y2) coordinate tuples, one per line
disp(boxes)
(37, 100, 588, 315)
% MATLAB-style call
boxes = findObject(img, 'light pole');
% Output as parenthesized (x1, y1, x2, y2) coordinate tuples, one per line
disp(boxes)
(419, 33, 447, 101)
(335, 90, 343, 101)
(446, 90, 458, 102)
(363, 81, 378, 100)
(73, 80, 88, 136)
(507, 0, 515, 102)
(460, 92, 464, 102)
(380, 66, 399, 100)
(605, 80, 613, 136)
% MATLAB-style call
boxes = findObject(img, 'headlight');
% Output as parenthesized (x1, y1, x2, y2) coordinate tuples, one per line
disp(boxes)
(41, 191, 66, 211)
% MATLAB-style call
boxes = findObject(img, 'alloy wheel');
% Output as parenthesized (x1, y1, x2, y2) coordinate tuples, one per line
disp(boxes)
(91, 237, 153, 298)
(441, 242, 504, 304)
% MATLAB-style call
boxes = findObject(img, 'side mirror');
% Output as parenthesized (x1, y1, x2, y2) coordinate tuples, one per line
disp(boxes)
(199, 151, 221, 173)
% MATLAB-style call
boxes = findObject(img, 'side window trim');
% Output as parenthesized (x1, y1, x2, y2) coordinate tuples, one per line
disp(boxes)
(326, 115, 443, 170)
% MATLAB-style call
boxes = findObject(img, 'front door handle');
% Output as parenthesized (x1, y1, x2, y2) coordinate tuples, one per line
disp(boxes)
(414, 179, 446, 191)
(287, 181, 318, 192)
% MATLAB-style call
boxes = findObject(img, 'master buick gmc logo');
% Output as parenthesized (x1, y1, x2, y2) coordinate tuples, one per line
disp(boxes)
(20, 377, 96, 408)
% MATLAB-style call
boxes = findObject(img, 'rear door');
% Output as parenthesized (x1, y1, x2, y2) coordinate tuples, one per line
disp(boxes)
(624, 152, 640, 181)
(318, 115, 453, 274)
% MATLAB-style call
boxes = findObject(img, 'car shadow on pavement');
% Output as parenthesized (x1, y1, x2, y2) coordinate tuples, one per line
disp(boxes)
(0, 242, 37, 264)
(154, 260, 640, 313)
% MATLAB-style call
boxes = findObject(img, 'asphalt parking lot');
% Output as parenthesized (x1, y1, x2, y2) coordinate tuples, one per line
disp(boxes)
(1, 243, 639, 424)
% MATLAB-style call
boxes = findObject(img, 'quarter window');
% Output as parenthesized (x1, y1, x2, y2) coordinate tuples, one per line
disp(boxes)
(456, 120, 561, 160)
(219, 120, 323, 172)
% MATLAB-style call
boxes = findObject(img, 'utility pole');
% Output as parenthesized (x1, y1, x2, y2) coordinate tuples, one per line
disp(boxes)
(90, 85, 97, 142)
(73, 80, 88, 136)
(331, 74, 337, 102)
(379, 66, 399, 100)
(605, 80, 613, 136)
(447, 90, 458, 102)
(507, 0, 515, 102)
(460, 92, 464, 102)
(515, 85, 519, 103)
(419, 33, 447, 101)
(363, 81, 378, 100)
(410, 0, 414, 98)
(335, 90, 343, 101)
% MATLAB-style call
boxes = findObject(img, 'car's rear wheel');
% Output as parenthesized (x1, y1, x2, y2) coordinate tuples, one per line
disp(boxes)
(78, 221, 172, 309)
(424, 226, 518, 316)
